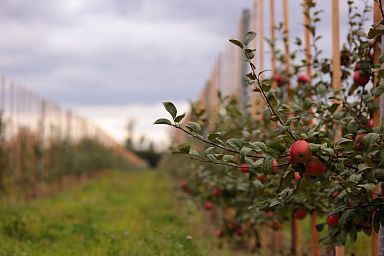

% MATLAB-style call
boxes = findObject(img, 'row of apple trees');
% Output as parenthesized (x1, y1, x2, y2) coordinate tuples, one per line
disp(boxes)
(156, 0, 384, 248)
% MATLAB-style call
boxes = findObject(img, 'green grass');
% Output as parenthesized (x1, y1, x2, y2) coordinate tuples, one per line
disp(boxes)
(0, 170, 229, 256)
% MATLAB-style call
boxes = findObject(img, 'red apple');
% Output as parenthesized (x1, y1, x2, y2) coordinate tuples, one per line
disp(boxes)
(327, 214, 339, 226)
(240, 163, 249, 173)
(265, 210, 274, 217)
(297, 73, 310, 84)
(273, 159, 279, 173)
(353, 70, 370, 86)
(294, 209, 307, 220)
(256, 174, 266, 182)
(212, 187, 222, 197)
(179, 179, 187, 189)
(271, 221, 281, 230)
(289, 140, 312, 165)
(294, 172, 302, 181)
(368, 118, 374, 128)
(215, 228, 223, 238)
(306, 156, 326, 176)
(204, 201, 213, 211)
(354, 132, 367, 150)
(273, 74, 284, 86)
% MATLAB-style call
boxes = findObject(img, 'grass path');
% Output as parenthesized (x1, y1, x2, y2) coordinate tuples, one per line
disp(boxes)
(0, 170, 228, 256)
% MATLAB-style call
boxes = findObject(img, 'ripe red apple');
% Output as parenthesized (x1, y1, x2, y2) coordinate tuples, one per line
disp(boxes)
(294, 172, 302, 181)
(353, 70, 370, 86)
(294, 209, 307, 220)
(179, 179, 187, 189)
(204, 201, 213, 211)
(212, 187, 222, 197)
(273, 74, 284, 86)
(273, 159, 279, 173)
(271, 221, 281, 230)
(297, 73, 310, 84)
(368, 118, 374, 128)
(240, 163, 250, 173)
(265, 210, 274, 217)
(289, 140, 312, 165)
(354, 132, 367, 150)
(306, 156, 326, 176)
(327, 214, 339, 226)
(215, 228, 223, 238)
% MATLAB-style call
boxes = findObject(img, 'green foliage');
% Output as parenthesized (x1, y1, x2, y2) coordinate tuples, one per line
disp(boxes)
(156, 0, 384, 249)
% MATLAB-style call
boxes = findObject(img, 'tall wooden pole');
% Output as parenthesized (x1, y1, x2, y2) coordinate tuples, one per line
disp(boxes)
(303, 1, 319, 255)
(251, 0, 259, 120)
(331, 0, 345, 255)
(283, 0, 292, 92)
(304, 0, 312, 78)
(259, 0, 265, 121)
(372, 1, 382, 255)
(270, 0, 277, 89)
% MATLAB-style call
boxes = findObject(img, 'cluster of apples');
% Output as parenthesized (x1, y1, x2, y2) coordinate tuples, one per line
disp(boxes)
(289, 140, 326, 177)
(273, 72, 310, 87)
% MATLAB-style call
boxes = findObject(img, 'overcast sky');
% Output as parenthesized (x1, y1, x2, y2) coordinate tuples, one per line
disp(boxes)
(0, 0, 370, 149)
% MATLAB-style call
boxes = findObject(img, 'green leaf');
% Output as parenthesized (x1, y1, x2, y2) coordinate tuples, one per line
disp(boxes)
(189, 149, 199, 157)
(223, 155, 235, 162)
(153, 118, 172, 125)
(229, 39, 243, 49)
(186, 122, 201, 132)
(250, 142, 266, 152)
(362, 133, 380, 148)
(375, 82, 384, 96)
(368, 28, 384, 39)
(242, 31, 257, 45)
(208, 132, 221, 142)
(240, 147, 253, 157)
(227, 138, 243, 151)
(315, 223, 325, 232)
(336, 137, 353, 146)
(269, 199, 280, 207)
(174, 113, 186, 123)
(178, 144, 191, 154)
(261, 156, 274, 174)
(328, 103, 340, 114)
(163, 102, 177, 119)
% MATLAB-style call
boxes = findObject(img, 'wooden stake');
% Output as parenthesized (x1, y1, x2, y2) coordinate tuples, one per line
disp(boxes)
(259, 0, 265, 120)
(283, 0, 292, 92)
(331, 1, 345, 255)
(304, 0, 312, 78)
(270, 0, 277, 89)
(372, 1, 382, 255)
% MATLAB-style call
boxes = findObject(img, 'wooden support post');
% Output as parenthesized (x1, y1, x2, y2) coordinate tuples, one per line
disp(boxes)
(283, 0, 291, 92)
(251, 0, 259, 119)
(372, 1, 382, 255)
(331, 1, 345, 255)
(258, 0, 265, 120)
(304, 0, 312, 78)
(270, 0, 277, 89)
